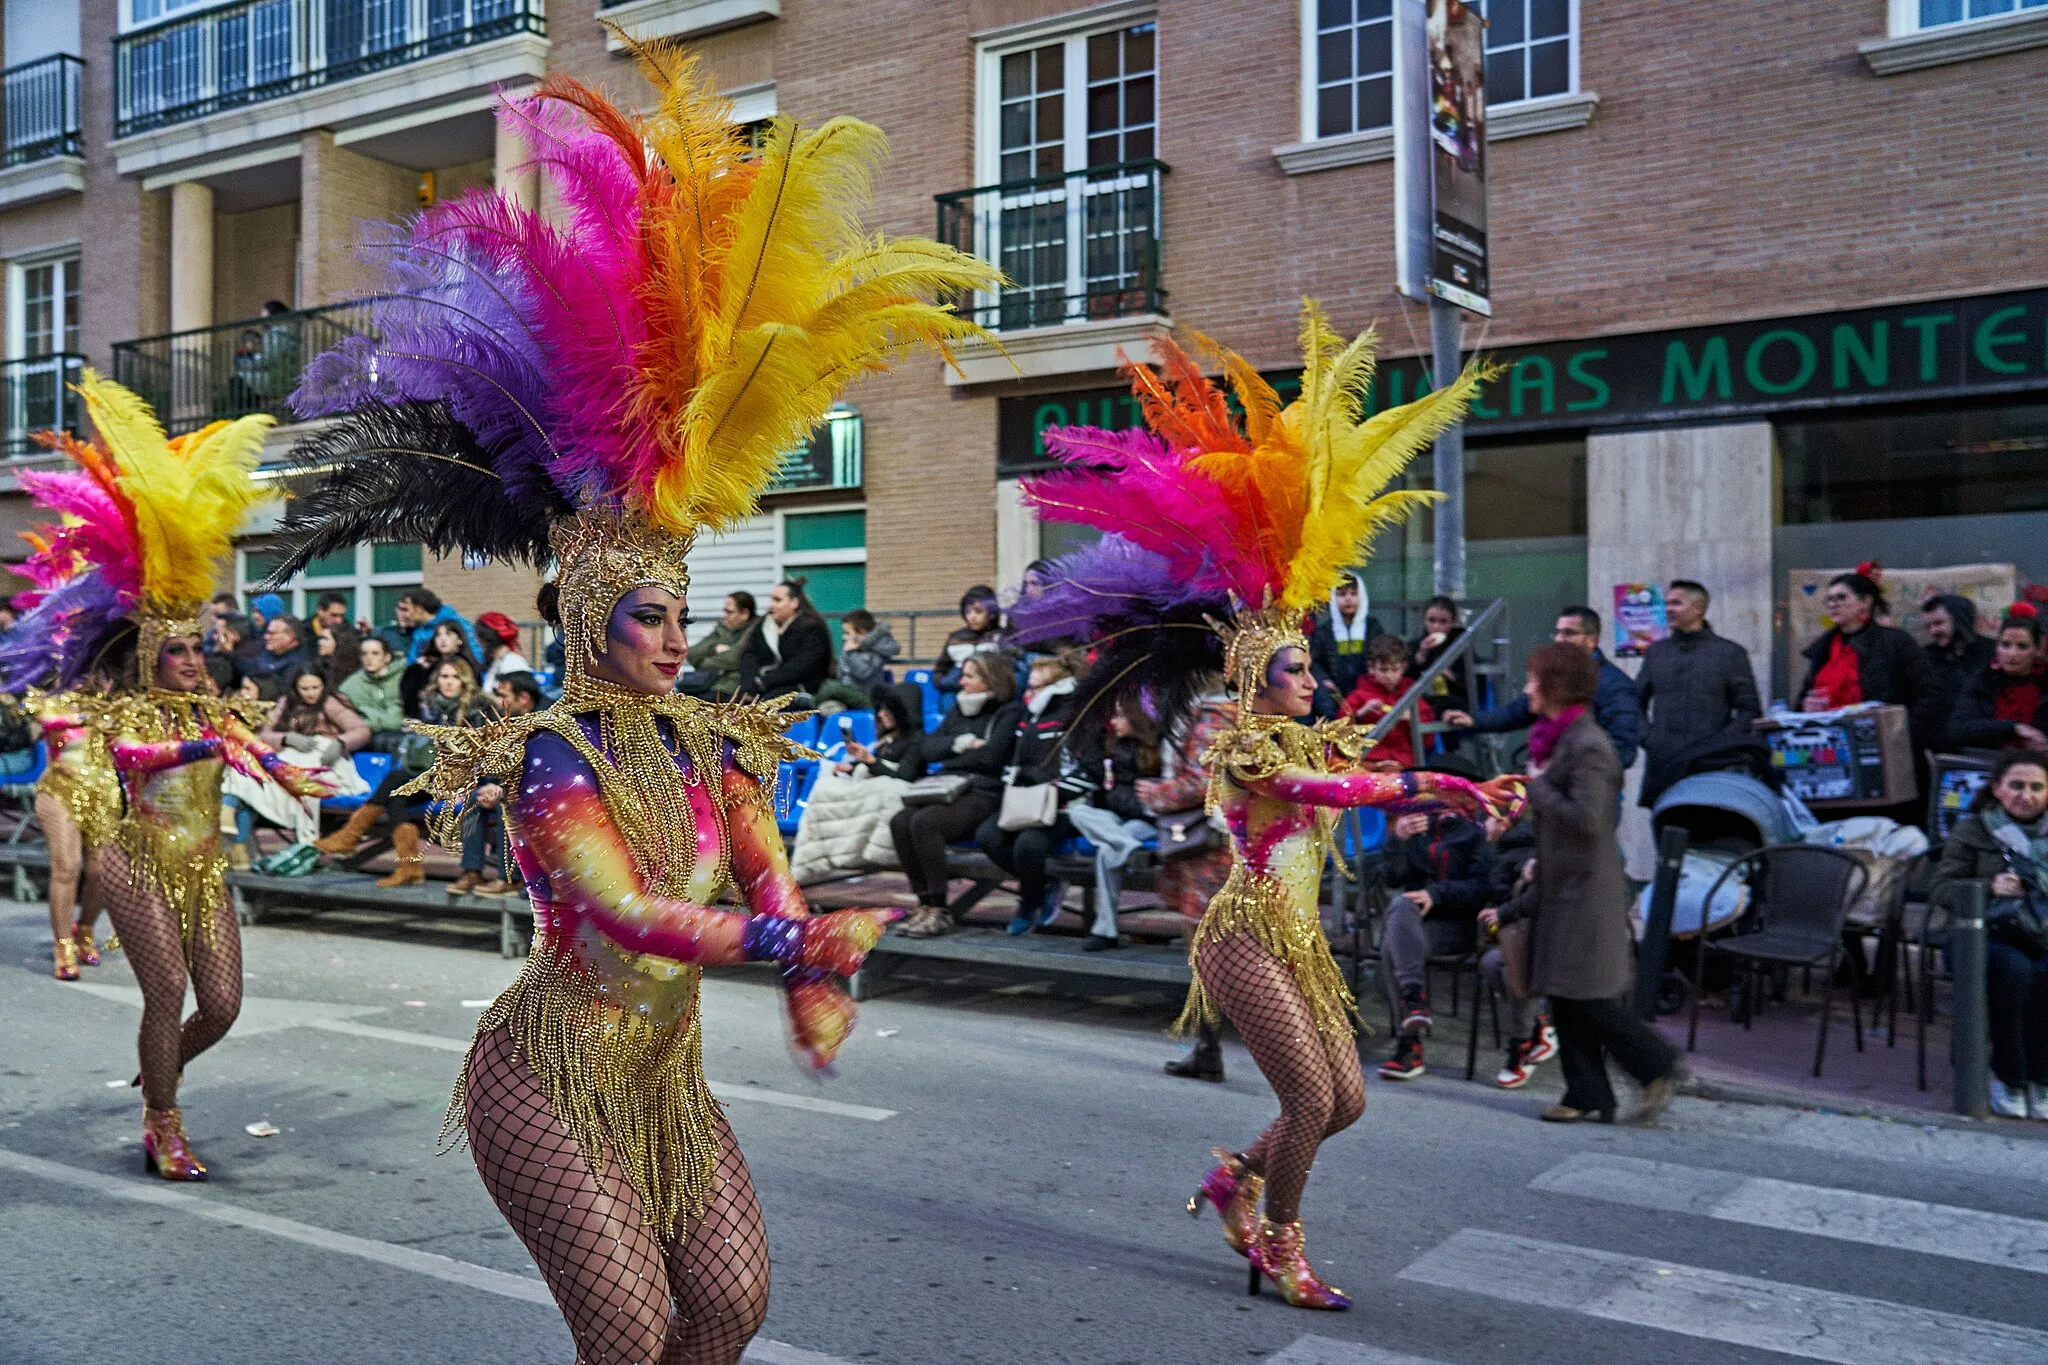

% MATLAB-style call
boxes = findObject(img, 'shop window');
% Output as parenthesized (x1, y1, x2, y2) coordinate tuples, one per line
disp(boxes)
(780, 508, 866, 618)
(1778, 402, 2048, 524)
(239, 540, 425, 628)
(1399, 438, 1587, 541)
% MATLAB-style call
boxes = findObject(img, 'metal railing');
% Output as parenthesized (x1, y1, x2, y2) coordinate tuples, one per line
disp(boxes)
(114, 0, 545, 137)
(111, 298, 380, 435)
(1, 353, 86, 458)
(935, 159, 1167, 332)
(3, 55, 82, 166)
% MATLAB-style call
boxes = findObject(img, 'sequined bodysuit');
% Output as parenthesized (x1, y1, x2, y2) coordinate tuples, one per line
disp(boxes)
(1181, 712, 1505, 1037)
(423, 689, 834, 1237)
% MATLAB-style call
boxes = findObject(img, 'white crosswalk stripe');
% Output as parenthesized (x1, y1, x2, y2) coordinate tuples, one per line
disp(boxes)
(1269, 1342, 1449, 1358)
(1398, 1228, 2048, 1365)
(1531, 1151, 2048, 1275)
(1269, 1338, 1446, 1365)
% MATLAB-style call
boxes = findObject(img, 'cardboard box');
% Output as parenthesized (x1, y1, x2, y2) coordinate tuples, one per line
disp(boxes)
(1754, 704, 1915, 808)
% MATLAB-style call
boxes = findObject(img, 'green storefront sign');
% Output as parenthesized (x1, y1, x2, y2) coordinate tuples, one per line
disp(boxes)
(997, 287, 2048, 472)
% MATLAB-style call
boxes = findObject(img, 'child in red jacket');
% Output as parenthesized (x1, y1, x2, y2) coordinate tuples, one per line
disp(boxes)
(1342, 633, 1432, 767)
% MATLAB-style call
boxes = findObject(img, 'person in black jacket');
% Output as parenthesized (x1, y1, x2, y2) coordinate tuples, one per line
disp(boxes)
(738, 577, 834, 699)
(1635, 580, 1766, 806)
(1799, 570, 1938, 748)
(1922, 593, 1996, 748)
(890, 654, 1018, 936)
(1947, 607, 2048, 754)
(1410, 594, 1473, 715)
(1308, 573, 1384, 719)
(1375, 809, 1495, 1081)
(834, 682, 925, 780)
(976, 654, 1086, 936)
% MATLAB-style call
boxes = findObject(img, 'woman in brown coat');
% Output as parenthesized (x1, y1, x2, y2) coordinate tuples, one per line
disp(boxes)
(1503, 643, 1681, 1124)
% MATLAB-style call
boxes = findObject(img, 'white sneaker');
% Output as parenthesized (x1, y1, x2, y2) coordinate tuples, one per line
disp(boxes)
(1525, 1020, 1559, 1065)
(1990, 1076, 2028, 1118)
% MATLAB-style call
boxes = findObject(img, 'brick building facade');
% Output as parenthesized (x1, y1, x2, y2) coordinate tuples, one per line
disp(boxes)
(0, 0, 2044, 687)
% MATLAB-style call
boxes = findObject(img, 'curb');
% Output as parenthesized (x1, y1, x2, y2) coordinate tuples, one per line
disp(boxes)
(1680, 1073, 2048, 1141)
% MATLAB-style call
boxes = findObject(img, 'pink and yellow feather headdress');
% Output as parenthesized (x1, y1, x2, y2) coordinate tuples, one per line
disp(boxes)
(277, 43, 1000, 683)
(1, 372, 270, 691)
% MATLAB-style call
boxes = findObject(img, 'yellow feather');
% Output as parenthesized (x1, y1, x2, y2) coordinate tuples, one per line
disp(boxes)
(76, 370, 272, 613)
(1269, 299, 1482, 614)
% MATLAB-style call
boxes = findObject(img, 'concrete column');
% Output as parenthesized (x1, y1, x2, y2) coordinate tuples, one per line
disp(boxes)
(169, 181, 214, 334)
(1587, 420, 1775, 874)
(494, 108, 539, 212)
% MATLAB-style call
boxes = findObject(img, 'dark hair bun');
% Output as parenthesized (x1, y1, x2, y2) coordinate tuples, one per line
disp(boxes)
(535, 579, 561, 629)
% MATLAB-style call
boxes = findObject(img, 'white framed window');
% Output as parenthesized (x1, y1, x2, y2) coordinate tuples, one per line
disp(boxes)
(237, 541, 424, 630)
(774, 505, 866, 618)
(965, 8, 1162, 330)
(1895, 0, 2048, 32)
(5, 249, 82, 456)
(8, 252, 79, 361)
(1299, 0, 1577, 141)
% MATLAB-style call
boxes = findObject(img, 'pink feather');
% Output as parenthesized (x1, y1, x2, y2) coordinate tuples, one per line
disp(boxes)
(15, 468, 142, 601)
(1024, 426, 1277, 603)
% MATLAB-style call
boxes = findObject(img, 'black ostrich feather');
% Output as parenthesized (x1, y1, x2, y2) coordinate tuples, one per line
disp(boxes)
(266, 401, 572, 586)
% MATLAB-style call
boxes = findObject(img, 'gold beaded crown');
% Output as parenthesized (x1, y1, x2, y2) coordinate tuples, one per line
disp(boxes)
(1218, 602, 1313, 704)
(549, 510, 694, 684)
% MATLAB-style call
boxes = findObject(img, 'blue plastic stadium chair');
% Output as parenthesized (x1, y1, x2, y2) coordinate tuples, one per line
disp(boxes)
(775, 759, 821, 838)
(1056, 834, 1094, 857)
(326, 749, 394, 813)
(1335, 808, 1387, 862)
(781, 714, 822, 751)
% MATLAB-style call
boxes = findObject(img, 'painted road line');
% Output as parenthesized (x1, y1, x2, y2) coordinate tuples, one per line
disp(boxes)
(1399, 1228, 2048, 1365)
(0, 1143, 550, 1304)
(0, 1145, 861, 1365)
(62, 985, 899, 1120)
(1671, 1097, 2048, 1187)
(1532, 1152, 2048, 1276)
(1269, 1336, 1448, 1365)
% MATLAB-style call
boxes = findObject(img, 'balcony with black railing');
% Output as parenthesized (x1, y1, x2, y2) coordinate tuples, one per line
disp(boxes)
(4, 55, 83, 167)
(1, 353, 87, 459)
(935, 159, 1167, 333)
(114, 0, 545, 139)
(110, 299, 380, 437)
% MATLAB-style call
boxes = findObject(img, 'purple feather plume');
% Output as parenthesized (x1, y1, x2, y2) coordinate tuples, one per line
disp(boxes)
(0, 569, 129, 694)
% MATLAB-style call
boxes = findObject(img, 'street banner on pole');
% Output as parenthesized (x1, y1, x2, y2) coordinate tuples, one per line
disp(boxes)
(1426, 0, 1490, 316)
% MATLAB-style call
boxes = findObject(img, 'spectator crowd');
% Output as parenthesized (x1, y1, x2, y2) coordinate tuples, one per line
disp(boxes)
(5, 555, 2040, 1124)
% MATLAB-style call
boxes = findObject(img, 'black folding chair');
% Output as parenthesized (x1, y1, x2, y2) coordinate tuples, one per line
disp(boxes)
(1687, 844, 1869, 1077)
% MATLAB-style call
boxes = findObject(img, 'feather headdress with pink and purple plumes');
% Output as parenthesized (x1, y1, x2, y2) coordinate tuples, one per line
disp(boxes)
(1009, 306, 1480, 729)
(273, 50, 1000, 580)
(0, 434, 144, 693)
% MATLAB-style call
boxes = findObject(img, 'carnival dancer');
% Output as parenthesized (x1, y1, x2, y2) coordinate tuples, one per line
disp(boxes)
(271, 47, 998, 1364)
(1009, 307, 1521, 1310)
(32, 691, 117, 979)
(0, 374, 328, 1178)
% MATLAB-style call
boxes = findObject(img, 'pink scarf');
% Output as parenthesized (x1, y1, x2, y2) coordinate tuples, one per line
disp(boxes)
(1529, 705, 1586, 767)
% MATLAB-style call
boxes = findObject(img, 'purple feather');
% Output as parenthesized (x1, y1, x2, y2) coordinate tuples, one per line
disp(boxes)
(0, 570, 129, 694)
(1008, 535, 1222, 647)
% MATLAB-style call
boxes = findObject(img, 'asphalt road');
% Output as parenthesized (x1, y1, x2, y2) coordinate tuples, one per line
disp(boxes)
(5, 895, 2048, 1365)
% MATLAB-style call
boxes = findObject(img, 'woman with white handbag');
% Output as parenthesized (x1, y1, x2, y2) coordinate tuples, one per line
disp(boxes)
(976, 654, 1084, 936)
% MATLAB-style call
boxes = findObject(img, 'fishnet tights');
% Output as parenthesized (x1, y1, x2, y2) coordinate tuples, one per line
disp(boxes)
(98, 846, 241, 1110)
(36, 794, 104, 943)
(464, 1026, 769, 1365)
(1196, 931, 1365, 1224)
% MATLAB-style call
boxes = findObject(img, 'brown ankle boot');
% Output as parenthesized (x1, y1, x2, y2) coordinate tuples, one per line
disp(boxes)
(376, 823, 426, 888)
(315, 802, 384, 856)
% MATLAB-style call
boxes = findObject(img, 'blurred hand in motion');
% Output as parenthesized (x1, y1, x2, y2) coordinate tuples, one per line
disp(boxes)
(797, 908, 902, 977)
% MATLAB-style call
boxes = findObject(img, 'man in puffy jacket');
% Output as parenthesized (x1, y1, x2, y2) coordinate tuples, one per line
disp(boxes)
(1446, 605, 1641, 771)
(1635, 580, 1765, 806)
(1922, 593, 1995, 749)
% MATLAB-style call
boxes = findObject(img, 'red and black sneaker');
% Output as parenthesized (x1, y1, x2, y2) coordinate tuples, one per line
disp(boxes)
(1378, 1036, 1426, 1081)
(1525, 1015, 1558, 1065)
(1495, 1038, 1536, 1089)
(1397, 984, 1433, 1038)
